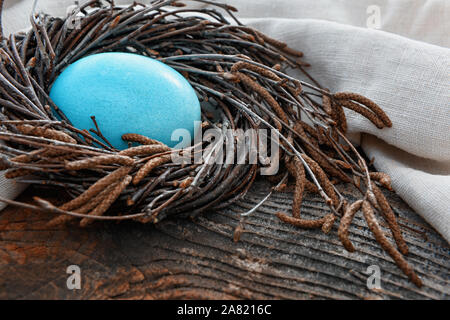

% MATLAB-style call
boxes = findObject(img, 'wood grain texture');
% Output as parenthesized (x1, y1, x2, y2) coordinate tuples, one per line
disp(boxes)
(0, 180, 448, 300)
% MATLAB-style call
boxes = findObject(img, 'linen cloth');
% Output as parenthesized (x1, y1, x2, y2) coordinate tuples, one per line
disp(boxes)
(1, 0, 449, 242)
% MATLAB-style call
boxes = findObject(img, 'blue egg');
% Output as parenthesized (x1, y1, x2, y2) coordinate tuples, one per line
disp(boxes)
(50, 52, 201, 149)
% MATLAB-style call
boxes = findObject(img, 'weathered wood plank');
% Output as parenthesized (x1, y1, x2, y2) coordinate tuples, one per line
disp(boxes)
(0, 180, 448, 299)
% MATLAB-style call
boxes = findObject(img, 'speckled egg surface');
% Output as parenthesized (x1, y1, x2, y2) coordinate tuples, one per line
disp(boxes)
(50, 52, 201, 149)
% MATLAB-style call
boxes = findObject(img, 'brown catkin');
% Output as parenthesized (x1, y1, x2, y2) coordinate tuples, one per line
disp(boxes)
(299, 121, 319, 140)
(280, 46, 304, 58)
(362, 201, 422, 287)
(372, 184, 409, 255)
(133, 154, 171, 185)
(231, 61, 281, 82)
(257, 31, 287, 49)
(11, 149, 46, 163)
(276, 157, 335, 231)
(333, 92, 392, 127)
(47, 181, 120, 227)
(119, 144, 170, 157)
(331, 100, 348, 133)
(60, 166, 132, 211)
(304, 180, 319, 193)
(81, 182, 120, 213)
(16, 124, 76, 144)
(44, 154, 76, 163)
(333, 159, 352, 170)
(121, 133, 163, 145)
(234, 72, 289, 125)
(65, 154, 134, 170)
(321, 214, 336, 234)
(336, 99, 385, 129)
(80, 175, 132, 227)
(316, 126, 330, 146)
(338, 199, 363, 252)
(4, 168, 33, 178)
(370, 172, 393, 191)
(334, 92, 392, 128)
(285, 157, 306, 218)
(293, 121, 318, 148)
(302, 154, 340, 207)
(294, 122, 350, 182)
(322, 92, 333, 116)
(276, 212, 333, 230)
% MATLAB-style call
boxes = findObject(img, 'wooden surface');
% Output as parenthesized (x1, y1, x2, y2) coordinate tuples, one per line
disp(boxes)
(0, 180, 448, 300)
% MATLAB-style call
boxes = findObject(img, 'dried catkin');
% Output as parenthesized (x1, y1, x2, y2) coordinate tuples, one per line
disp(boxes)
(285, 157, 306, 218)
(119, 144, 170, 157)
(322, 92, 333, 116)
(302, 154, 339, 207)
(60, 166, 132, 211)
(333, 92, 392, 127)
(331, 100, 347, 134)
(47, 181, 120, 227)
(362, 201, 422, 287)
(230, 61, 281, 82)
(257, 32, 287, 49)
(299, 121, 319, 140)
(321, 214, 336, 234)
(304, 180, 319, 193)
(121, 133, 163, 145)
(338, 199, 363, 252)
(276, 212, 332, 229)
(333, 159, 352, 170)
(276, 157, 336, 231)
(133, 154, 171, 185)
(11, 149, 47, 163)
(293, 121, 318, 148)
(80, 175, 132, 227)
(369, 172, 393, 191)
(295, 122, 349, 182)
(316, 126, 330, 146)
(336, 99, 385, 129)
(372, 184, 409, 255)
(4, 168, 33, 178)
(234, 72, 289, 125)
(16, 124, 76, 144)
(65, 154, 134, 170)
(279, 46, 304, 58)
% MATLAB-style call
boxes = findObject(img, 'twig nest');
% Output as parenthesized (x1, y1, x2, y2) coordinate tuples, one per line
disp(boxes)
(0, 0, 421, 287)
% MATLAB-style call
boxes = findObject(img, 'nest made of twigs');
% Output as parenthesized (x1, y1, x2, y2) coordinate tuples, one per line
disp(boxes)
(0, 0, 422, 287)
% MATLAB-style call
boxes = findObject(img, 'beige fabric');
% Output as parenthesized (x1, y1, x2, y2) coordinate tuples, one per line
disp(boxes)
(1, 1, 449, 242)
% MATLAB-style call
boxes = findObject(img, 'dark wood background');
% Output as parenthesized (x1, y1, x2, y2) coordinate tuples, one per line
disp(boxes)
(0, 180, 448, 299)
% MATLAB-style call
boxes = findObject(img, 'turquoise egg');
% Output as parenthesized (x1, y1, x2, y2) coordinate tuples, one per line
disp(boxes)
(50, 52, 201, 149)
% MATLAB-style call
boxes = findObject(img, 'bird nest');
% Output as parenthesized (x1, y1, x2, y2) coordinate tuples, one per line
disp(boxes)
(0, 0, 421, 287)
